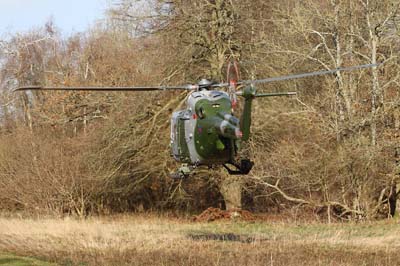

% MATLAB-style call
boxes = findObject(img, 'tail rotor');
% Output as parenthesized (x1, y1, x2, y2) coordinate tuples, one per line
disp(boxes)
(226, 59, 240, 110)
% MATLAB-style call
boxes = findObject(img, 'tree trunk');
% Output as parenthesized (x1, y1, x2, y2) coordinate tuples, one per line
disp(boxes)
(388, 183, 397, 217)
(21, 93, 33, 132)
(219, 174, 243, 210)
(396, 184, 400, 217)
(333, 1, 347, 140)
(370, 36, 379, 146)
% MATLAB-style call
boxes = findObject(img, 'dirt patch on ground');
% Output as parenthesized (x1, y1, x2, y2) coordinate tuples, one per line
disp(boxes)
(193, 207, 256, 222)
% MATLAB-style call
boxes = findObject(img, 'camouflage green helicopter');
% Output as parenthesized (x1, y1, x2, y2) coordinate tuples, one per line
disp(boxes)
(17, 62, 377, 178)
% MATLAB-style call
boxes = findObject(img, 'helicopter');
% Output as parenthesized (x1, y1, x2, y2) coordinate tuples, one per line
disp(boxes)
(16, 61, 378, 178)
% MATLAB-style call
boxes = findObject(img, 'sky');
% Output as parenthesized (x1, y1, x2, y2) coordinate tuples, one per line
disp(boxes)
(0, 0, 107, 36)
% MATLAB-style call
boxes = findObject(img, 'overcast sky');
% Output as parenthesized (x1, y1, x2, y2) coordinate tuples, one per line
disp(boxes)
(0, 0, 107, 36)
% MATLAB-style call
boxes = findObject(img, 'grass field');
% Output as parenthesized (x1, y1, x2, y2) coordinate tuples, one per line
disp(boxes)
(0, 214, 399, 266)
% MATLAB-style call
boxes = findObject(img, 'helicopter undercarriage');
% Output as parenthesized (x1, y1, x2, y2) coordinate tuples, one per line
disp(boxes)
(170, 158, 254, 179)
(223, 159, 254, 175)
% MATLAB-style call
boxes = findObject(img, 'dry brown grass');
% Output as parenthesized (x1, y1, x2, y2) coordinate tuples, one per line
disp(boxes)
(0, 214, 399, 266)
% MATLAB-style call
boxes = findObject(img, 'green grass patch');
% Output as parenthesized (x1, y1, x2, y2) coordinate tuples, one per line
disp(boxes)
(0, 254, 55, 266)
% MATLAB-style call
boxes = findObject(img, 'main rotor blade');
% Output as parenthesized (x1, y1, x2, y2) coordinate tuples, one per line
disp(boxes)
(239, 63, 379, 85)
(235, 91, 297, 98)
(212, 63, 379, 88)
(255, 92, 297, 97)
(15, 85, 197, 92)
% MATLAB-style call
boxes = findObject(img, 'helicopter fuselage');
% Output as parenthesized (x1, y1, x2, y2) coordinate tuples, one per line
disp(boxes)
(171, 90, 242, 167)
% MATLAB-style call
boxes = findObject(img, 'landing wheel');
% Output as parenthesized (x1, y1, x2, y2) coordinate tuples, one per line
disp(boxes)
(239, 159, 253, 175)
(223, 159, 254, 175)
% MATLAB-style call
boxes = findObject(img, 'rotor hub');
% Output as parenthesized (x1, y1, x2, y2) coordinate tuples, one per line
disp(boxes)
(198, 79, 213, 89)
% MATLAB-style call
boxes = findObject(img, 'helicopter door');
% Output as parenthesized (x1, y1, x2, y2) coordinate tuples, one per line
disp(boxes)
(171, 111, 182, 161)
(171, 111, 191, 163)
